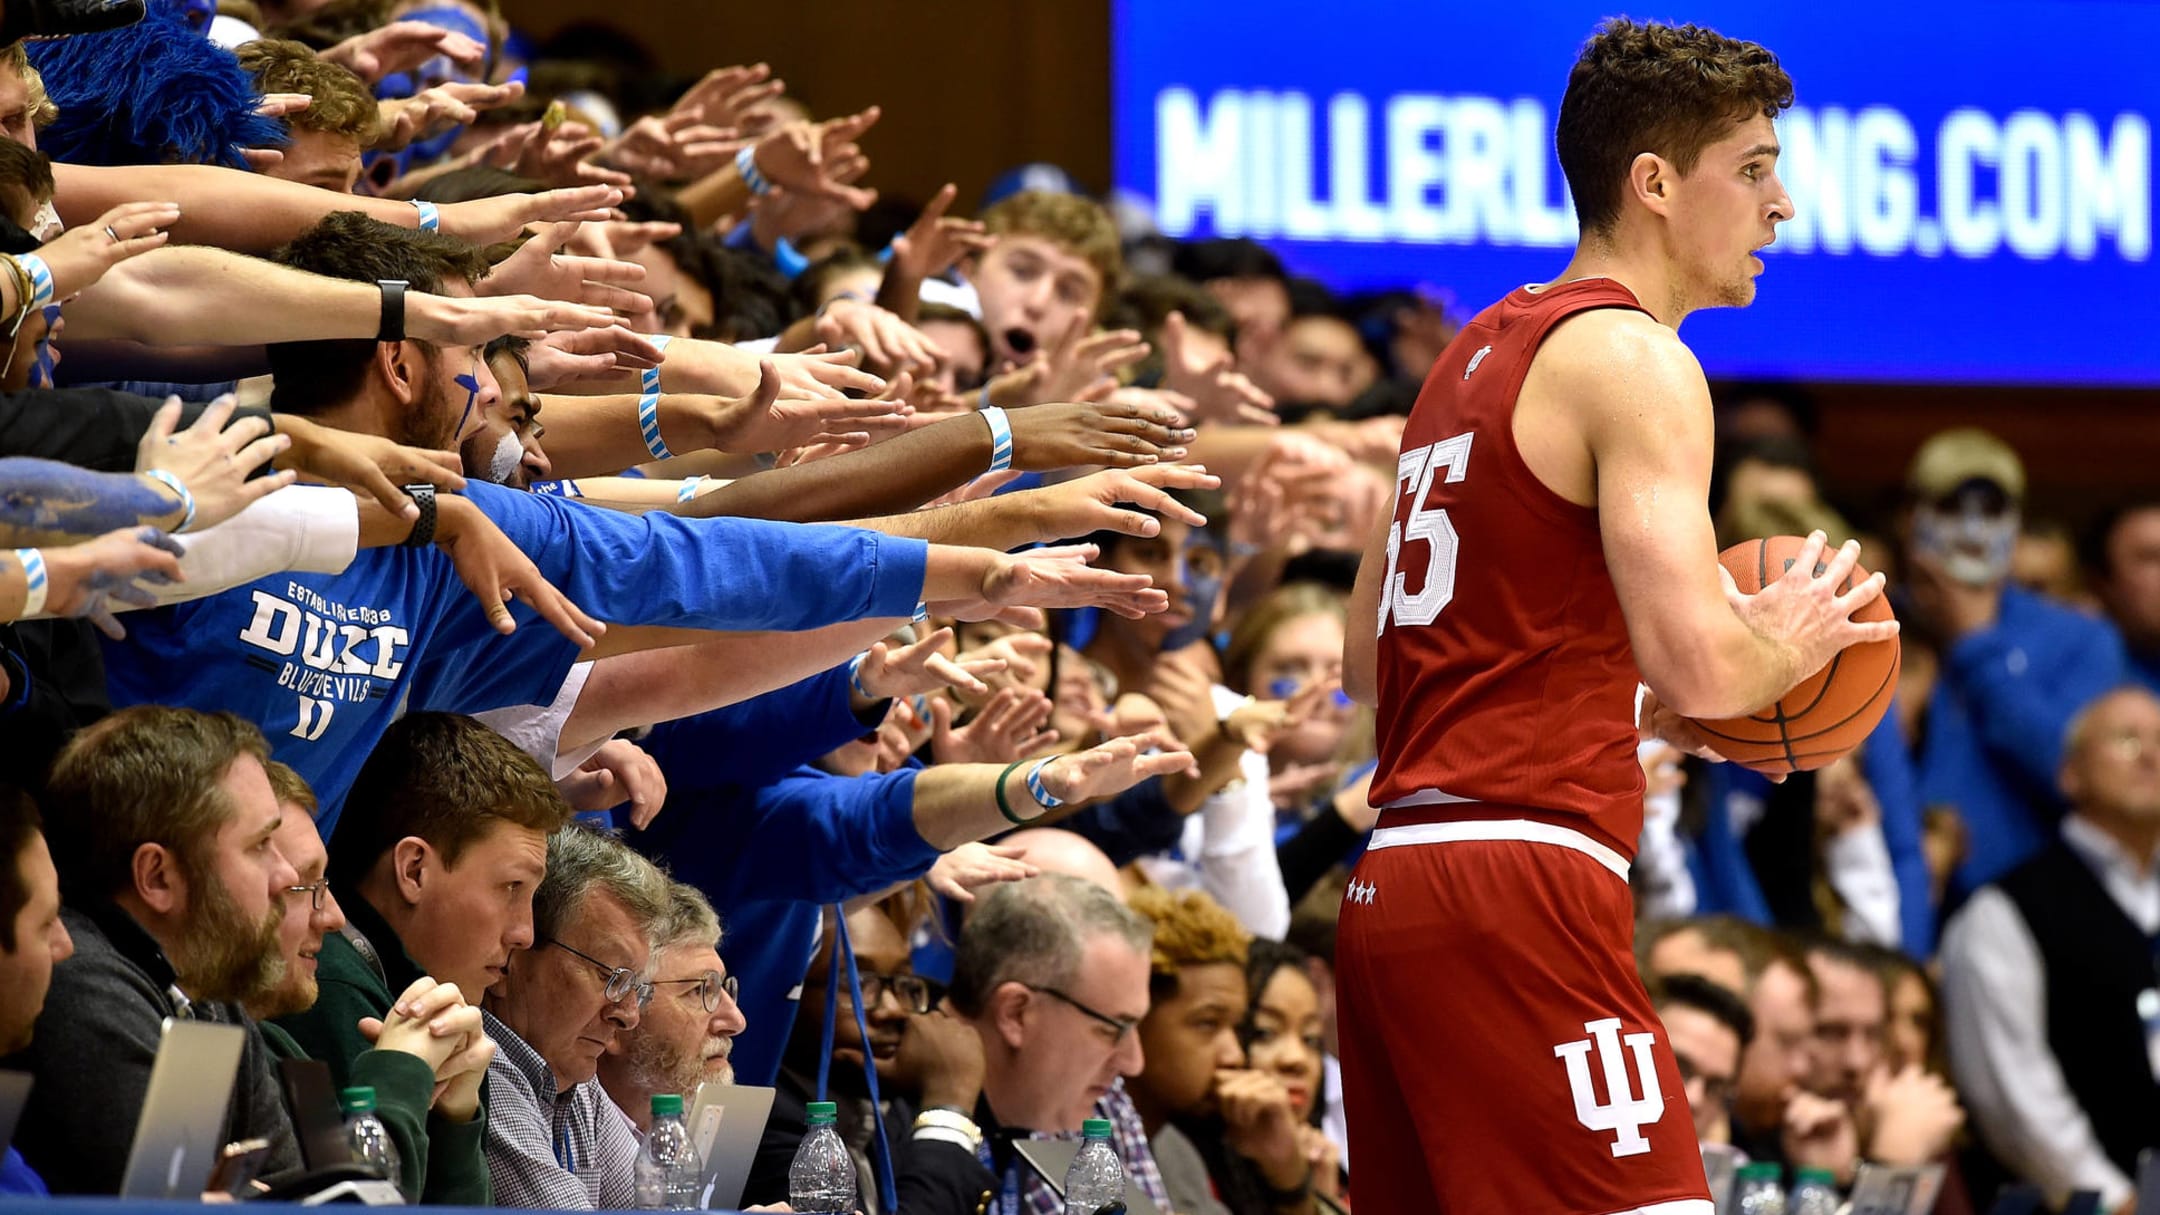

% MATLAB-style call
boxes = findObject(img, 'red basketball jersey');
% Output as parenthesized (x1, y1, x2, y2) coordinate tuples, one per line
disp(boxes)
(1371, 278, 1651, 856)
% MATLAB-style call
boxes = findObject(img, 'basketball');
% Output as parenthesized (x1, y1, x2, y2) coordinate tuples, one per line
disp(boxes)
(1683, 535, 1902, 776)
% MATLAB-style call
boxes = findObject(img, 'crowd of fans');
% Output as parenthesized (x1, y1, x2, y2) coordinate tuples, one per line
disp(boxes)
(0, 0, 2150, 1211)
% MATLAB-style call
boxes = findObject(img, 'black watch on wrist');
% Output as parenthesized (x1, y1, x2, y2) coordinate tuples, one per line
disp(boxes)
(377, 279, 408, 343)
(401, 484, 437, 548)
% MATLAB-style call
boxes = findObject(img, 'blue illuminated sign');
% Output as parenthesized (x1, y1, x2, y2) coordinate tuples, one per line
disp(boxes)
(1112, 2, 2157, 386)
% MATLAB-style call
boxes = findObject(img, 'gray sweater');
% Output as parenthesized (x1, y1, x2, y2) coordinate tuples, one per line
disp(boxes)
(0, 902, 302, 1193)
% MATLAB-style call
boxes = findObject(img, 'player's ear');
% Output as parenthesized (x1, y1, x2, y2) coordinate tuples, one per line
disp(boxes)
(1630, 152, 1672, 217)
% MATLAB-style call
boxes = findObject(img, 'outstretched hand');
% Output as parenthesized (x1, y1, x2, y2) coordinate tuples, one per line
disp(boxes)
(136, 396, 296, 532)
(38, 526, 184, 638)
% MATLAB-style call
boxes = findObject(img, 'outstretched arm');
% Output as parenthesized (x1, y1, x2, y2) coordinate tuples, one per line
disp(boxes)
(54, 162, 620, 253)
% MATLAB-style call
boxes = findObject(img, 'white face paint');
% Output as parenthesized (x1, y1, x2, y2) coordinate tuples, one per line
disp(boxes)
(1915, 500, 2020, 587)
(486, 429, 523, 485)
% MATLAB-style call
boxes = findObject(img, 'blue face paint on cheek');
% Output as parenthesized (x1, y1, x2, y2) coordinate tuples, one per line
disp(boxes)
(453, 371, 482, 440)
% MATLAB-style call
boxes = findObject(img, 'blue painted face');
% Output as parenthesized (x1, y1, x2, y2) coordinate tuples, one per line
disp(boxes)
(1265, 677, 1355, 708)
(1159, 530, 1226, 653)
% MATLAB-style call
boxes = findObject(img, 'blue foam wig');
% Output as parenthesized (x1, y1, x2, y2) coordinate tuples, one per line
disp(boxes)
(28, 7, 284, 170)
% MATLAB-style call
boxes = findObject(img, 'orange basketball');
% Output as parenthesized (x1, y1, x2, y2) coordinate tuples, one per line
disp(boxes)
(1683, 535, 1902, 777)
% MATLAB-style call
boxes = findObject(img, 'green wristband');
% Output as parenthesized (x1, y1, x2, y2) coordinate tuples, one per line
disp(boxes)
(994, 759, 1031, 825)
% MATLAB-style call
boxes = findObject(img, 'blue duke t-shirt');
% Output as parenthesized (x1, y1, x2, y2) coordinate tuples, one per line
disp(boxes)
(102, 482, 929, 830)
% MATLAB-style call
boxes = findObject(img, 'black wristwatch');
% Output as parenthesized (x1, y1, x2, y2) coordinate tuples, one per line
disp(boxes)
(377, 279, 408, 343)
(401, 484, 437, 547)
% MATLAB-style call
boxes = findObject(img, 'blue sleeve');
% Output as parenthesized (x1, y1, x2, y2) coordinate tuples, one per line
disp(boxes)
(1055, 777, 1185, 866)
(1941, 591, 2127, 795)
(643, 667, 876, 795)
(1692, 765, 1776, 925)
(1861, 706, 1937, 957)
(467, 481, 929, 633)
(654, 766, 939, 907)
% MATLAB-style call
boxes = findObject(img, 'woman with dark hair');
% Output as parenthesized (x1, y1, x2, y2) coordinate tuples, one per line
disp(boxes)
(1241, 938, 1347, 1212)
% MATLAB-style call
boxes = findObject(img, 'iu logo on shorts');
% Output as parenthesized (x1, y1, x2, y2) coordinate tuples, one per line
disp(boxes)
(1552, 1018, 1666, 1157)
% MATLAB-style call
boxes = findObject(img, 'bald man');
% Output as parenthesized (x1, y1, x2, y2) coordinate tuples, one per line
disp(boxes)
(996, 828, 1128, 899)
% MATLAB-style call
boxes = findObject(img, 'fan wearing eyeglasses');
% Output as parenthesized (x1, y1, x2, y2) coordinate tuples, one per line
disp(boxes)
(947, 873, 1178, 1213)
(479, 824, 673, 1209)
(597, 880, 747, 1134)
(249, 761, 495, 1205)
(745, 899, 997, 1214)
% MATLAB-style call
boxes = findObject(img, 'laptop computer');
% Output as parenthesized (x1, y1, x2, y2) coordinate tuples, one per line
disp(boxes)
(119, 1018, 248, 1199)
(685, 1081, 777, 1212)
(0, 1070, 30, 1155)
(278, 1057, 352, 1172)
(1015, 1139, 1163, 1215)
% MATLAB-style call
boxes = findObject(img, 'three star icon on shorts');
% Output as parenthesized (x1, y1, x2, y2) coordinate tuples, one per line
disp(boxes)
(1346, 878, 1377, 906)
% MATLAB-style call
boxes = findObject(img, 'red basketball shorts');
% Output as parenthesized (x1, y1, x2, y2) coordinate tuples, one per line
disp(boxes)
(1335, 812, 1711, 1215)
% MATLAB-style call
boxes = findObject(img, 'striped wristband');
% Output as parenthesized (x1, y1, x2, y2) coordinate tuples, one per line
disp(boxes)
(979, 405, 1013, 473)
(637, 392, 672, 460)
(141, 468, 197, 533)
(14, 548, 45, 617)
(1025, 756, 1064, 809)
(409, 199, 441, 232)
(734, 145, 772, 195)
(640, 334, 672, 396)
(675, 475, 707, 503)
(847, 652, 873, 700)
(15, 253, 52, 309)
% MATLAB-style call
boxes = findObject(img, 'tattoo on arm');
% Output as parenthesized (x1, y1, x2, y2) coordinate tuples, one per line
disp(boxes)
(0, 458, 181, 546)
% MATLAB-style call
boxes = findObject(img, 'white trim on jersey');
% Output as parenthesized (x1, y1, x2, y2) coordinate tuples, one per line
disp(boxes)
(1366, 816, 1631, 883)
(1599, 1201, 1713, 1215)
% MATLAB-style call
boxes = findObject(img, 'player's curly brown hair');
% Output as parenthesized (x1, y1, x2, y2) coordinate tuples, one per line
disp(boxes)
(1128, 885, 1250, 1000)
(1556, 17, 1794, 236)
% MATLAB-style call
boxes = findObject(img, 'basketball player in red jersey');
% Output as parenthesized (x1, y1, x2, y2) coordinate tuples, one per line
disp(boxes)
(1337, 19, 1900, 1215)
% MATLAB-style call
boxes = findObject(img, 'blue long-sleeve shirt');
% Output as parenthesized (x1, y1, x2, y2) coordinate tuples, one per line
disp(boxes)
(1911, 585, 2126, 894)
(102, 482, 928, 829)
(1694, 710, 1936, 955)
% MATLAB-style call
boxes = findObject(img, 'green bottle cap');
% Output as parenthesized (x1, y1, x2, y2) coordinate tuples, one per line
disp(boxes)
(339, 1086, 377, 1114)
(806, 1101, 838, 1125)
(1738, 1162, 1781, 1181)
(1081, 1118, 1112, 1138)
(1796, 1168, 1836, 1185)
(651, 1093, 684, 1117)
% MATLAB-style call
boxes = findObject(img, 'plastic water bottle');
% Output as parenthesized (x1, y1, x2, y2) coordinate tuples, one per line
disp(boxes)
(635, 1093, 703, 1209)
(1063, 1118, 1126, 1215)
(788, 1101, 857, 1214)
(1789, 1167, 1840, 1215)
(1735, 1162, 1787, 1215)
(340, 1086, 402, 1189)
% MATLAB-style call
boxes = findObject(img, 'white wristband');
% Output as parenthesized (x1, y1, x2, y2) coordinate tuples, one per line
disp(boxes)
(979, 405, 1013, 473)
(409, 199, 440, 232)
(675, 475, 706, 503)
(14, 548, 46, 617)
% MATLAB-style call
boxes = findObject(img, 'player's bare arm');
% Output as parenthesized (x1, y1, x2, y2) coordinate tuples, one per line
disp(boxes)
(1557, 309, 1895, 718)
(1344, 500, 1390, 707)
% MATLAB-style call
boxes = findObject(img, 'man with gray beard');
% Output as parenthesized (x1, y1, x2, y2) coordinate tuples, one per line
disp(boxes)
(598, 881, 748, 1129)
(1, 706, 305, 1193)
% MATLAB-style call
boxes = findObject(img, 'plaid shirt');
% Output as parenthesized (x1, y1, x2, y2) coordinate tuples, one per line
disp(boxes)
(978, 1079, 1171, 1215)
(480, 1009, 641, 1209)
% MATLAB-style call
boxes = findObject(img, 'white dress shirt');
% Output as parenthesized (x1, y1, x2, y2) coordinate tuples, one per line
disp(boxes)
(1940, 815, 2160, 1209)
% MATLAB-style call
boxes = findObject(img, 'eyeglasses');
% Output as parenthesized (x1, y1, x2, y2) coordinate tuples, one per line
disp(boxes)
(858, 972, 943, 1015)
(286, 880, 328, 913)
(1029, 985, 1140, 1046)
(805, 970, 945, 1015)
(653, 969, 739, 1013)
(542, 937, 653, 1010)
